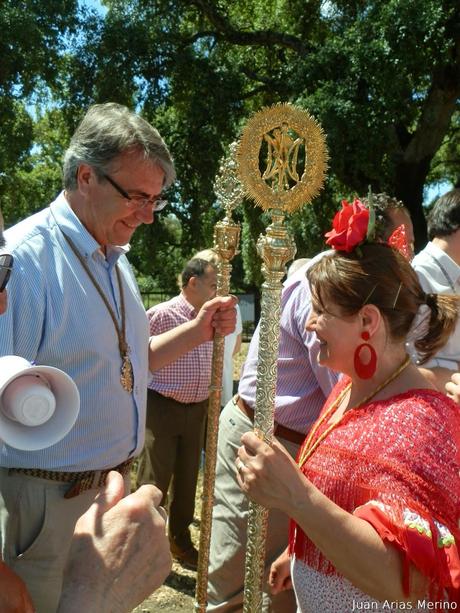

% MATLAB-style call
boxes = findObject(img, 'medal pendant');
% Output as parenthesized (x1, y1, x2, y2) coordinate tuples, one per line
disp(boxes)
(120, 354, 134, 392)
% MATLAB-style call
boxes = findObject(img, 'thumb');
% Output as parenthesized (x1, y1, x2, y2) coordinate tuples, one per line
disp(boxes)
(203, 294, 237, 312)
(92, 470, 125, 515)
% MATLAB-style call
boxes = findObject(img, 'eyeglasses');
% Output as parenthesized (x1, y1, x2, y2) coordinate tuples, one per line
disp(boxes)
(0, 254, 13, 292)
(102, 173, 168, 212)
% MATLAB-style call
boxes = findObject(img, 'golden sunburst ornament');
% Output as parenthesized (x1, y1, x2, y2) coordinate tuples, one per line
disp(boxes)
(237, 103, 328, 213)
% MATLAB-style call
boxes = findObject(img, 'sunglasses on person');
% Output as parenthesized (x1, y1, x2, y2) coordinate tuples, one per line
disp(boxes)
(102, 173, 168, 212)
(0, 254, 13, 292)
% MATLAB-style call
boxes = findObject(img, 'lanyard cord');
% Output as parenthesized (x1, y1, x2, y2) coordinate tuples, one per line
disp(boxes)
(61, 232, 129, 358)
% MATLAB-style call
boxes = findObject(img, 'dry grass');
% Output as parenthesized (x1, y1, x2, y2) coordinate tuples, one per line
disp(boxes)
(132, 343, 249, 612)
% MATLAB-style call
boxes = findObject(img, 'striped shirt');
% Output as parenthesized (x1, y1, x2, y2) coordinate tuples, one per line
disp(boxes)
(0, 192, 149, 470)
(411, 241, 460, 370)
(148, 294, 213, 403)
(238, 254, 339, 435)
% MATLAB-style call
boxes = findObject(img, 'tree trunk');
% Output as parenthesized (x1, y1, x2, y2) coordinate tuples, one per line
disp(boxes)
(395, 59, 460, 251)
(394, 158, 430, 253)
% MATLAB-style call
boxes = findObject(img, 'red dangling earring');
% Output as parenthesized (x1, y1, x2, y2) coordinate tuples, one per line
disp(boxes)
(354, 331, 377, 379)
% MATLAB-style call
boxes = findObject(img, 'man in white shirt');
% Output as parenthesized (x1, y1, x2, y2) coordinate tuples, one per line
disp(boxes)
(412, 189, 460, 390)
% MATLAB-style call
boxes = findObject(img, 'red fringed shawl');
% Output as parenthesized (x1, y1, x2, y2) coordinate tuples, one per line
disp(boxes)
(289, 378, 460, 602)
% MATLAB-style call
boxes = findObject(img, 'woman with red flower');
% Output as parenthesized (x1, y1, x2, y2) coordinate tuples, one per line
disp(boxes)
(235, 202, 460, 611)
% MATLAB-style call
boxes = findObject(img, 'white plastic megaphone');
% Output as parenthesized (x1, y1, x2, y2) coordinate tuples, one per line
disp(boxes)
(0, 356, 80, 450)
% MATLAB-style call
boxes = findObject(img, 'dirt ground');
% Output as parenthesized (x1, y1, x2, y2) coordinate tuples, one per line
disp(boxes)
(132, 343, 249, 612)
(132, 475, 202, 612)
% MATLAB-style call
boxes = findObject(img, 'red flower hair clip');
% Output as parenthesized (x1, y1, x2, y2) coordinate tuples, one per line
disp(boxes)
(325, 198, 369, 253)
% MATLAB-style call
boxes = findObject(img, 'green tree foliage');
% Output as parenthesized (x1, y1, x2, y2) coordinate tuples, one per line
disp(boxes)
(1, 0, 459, 291)
(427, 110, 460, 190)
(166, 0, 459, 250)
(0, 1, 79, 203)
(80, 0, 459, 267)
(2, 109, 70, 225)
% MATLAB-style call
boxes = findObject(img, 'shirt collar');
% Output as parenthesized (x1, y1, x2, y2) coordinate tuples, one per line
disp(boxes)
(50, 191, 130, 264)
(177, 292, 197, 317)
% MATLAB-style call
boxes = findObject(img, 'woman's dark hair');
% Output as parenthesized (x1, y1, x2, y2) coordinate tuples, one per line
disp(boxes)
(307, 243, 459, 364)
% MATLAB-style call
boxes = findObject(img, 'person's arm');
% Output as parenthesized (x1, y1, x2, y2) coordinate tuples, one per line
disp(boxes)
(268, 547, 292, 595)
(58, 472, 171, 613)
(445, 372, 460, 404)
(232, 305, 243, 357)
(233, 332, 242, 357)
(418, 365, 459, 393)
(0, 252, 45, 358)
(148, 295, 237, 372)
(292, 279, 339, 397)
(0, 561, 35, 613)
(237, 433, 427, 604)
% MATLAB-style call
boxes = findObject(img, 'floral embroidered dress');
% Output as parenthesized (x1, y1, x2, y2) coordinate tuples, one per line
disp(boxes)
(289, 378, 460, 612)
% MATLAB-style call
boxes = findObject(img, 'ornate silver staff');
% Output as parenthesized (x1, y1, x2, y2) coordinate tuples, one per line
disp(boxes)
(237, 103, 328, 612)
(195, 142, 244, 612)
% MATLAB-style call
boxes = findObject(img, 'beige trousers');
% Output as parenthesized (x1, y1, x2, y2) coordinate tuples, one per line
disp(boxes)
(207, 397, 298, 612)
(0, 468, 127, 613)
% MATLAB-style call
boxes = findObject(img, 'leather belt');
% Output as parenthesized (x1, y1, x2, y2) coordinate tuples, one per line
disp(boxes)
(234, 395, 305, 446)
(9, 458, 134, 499)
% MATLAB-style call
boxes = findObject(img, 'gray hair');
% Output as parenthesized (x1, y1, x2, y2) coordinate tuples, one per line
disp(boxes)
(63, 103, 175, 190)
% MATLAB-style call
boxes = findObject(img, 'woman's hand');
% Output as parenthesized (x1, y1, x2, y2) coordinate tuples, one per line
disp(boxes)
(268, 548, 292, 595)
(235, 431, 305, 514)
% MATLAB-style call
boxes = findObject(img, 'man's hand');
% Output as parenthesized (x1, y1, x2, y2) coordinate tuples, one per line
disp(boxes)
(446, 372, 460, 404)
(0, 561, 35, 613)
(58, 471, 171, 613)
(194, 294, 238, 341)
(149, 294, 238, 372)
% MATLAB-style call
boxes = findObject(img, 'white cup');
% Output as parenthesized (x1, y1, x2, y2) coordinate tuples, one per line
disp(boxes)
(1, 375, 56, 426)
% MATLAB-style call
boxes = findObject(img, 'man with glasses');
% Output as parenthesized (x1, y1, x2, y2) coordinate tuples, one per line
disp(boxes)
(0, 102, 236, 612)
(0, 213, 178, 613)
